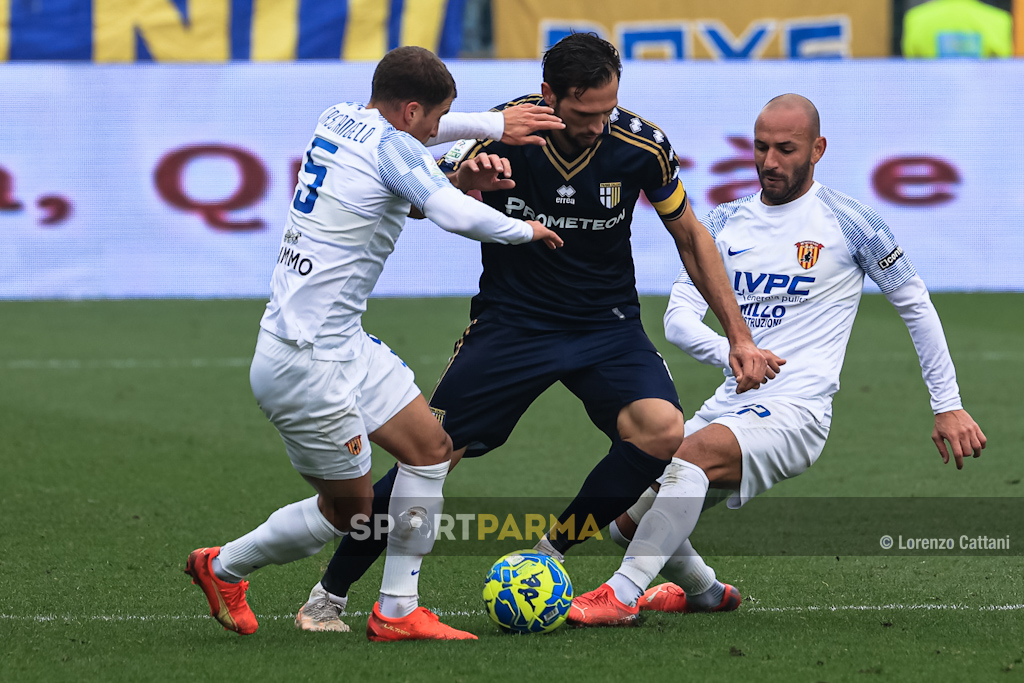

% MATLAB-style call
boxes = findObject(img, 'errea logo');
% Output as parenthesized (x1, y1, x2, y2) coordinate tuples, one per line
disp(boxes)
(556, 185, 576, 205)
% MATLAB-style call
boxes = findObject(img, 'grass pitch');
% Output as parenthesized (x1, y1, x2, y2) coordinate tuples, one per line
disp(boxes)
(1, 294, 1022, 682)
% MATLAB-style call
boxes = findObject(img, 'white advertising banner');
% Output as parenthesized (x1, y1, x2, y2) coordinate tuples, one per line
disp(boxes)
(0, 61, 1021, 299)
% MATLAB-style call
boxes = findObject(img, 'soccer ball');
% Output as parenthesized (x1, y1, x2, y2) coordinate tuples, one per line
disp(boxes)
(482, 550, 573, 634)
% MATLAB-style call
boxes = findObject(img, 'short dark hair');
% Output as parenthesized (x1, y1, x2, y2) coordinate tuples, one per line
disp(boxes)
(371, 46, 457, 110)
(542, 33, 622, 100)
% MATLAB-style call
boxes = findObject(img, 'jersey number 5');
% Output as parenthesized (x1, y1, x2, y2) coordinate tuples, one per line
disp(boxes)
(293, 137, 339, 214)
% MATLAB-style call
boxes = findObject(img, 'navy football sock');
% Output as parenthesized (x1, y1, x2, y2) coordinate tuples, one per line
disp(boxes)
(549, 440, 669, 555)
(319, 464, 398, 598)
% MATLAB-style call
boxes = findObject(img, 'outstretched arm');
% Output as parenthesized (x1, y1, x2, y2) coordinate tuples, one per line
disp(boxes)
(423, 186, 561, 249)
(427, 104, 563, 147)
(885, 276, 986, 468)
(378, 131, 562, 249)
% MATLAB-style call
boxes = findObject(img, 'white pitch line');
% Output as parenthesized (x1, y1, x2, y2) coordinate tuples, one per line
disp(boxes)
(3, 603, 1024, 623)
(2, 358, 251, 370)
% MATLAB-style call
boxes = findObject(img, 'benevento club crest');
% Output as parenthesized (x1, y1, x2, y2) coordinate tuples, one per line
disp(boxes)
(795, 241, 824, 269)
(345, 435, 362, 456)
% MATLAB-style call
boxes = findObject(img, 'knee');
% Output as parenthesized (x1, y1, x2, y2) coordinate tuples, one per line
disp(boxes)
(617, 399, 686, 459)
(674, 429, 742, 487)
(419, 431, 453, 467)
(627, 412, 685, 460)
(321, 495, 373, 533)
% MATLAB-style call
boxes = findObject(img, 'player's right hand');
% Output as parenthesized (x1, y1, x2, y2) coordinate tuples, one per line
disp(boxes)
(526, 220, 563, 250)
(501, 104, 564, 147)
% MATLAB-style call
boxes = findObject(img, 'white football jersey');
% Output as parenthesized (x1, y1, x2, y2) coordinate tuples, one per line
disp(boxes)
(260, 102, 452, 360)
(675, 181, 917, 424)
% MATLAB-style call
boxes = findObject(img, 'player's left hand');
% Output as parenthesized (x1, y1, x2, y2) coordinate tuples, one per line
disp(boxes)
(933, 409, 986, 469)
(454, 153, 516, 193)
(501, 104, 564, 147)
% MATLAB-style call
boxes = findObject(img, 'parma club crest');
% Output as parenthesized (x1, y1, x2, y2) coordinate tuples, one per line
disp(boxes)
(430, 407, 446, 427)
(795, 241, 824, 269)
(599, 182, 621, 209)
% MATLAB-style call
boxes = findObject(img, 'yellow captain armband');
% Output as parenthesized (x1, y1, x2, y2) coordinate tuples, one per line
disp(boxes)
(650, 179, 687, 221)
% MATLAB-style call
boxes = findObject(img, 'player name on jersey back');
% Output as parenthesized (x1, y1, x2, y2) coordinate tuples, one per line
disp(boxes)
(261, 102, 449, 360)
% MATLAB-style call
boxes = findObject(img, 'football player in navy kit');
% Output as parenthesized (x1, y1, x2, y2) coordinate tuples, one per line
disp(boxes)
(294, 33, 779, 631)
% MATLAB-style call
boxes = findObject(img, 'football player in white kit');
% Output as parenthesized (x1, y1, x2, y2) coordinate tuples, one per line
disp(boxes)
(184, 46, 564, 641)
(568, 94, 987, 625)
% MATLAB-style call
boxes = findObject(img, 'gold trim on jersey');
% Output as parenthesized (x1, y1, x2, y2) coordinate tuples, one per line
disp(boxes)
(542, 138, 604, 182)
(650, 181, 687, 217)
(609, 127, 671, 187)
(499, 94, 543, 111)
(428, 319, 477, 402)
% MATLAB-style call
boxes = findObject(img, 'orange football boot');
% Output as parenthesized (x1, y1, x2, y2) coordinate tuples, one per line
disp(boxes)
(184, 547, 258, 635)
(366, 602, 477, 642)
(566, 583, 639, 627)
(639, 582, 742, 613)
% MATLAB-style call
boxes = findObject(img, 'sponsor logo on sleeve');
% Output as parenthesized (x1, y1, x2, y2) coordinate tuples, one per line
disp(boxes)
(877, 246, 905, 270)
(442, 139, 475, 165)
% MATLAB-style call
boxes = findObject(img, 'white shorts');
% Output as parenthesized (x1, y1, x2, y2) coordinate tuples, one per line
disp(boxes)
(687, 400, 830, 509)
(249, 328, 419, 480)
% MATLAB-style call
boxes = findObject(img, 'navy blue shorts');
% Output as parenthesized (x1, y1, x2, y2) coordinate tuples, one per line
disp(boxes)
(427, 319, 681, 457)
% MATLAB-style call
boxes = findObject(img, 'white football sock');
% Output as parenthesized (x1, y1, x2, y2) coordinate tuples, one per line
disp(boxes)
(378, 594, 419, 619)
(379, 461, 448, 619)
(611, 497, 723, 606)
(662, 539, 725, 609)
(686, 581, 727, 610)
(216, 496, 342, 581)
(609, 519, 631, 549)
(607, 572, 643, 607)
(661, 539, 717, 596)
(617, 459, 709, 592)
(625, 487, 658, 525)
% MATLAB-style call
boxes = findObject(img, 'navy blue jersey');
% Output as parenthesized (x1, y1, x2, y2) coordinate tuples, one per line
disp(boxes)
(440, 94, 687, 330)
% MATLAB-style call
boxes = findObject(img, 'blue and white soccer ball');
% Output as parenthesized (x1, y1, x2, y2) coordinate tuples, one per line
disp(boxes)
(482, 550, 573, 634)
